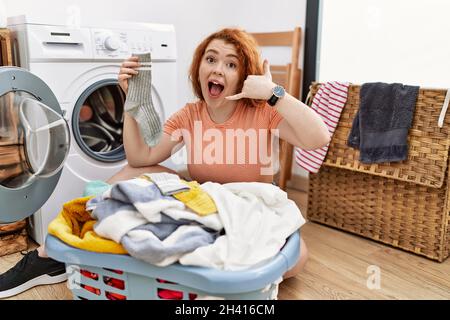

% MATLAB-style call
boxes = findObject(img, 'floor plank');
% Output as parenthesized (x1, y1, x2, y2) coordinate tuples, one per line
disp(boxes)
(281, 187, 450, 300)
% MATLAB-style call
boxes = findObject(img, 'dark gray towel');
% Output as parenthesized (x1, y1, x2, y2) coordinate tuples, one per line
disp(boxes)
(347, 82, 419, 163)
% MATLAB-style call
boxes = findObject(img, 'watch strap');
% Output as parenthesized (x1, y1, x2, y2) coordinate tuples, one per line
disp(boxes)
(267, 94, 279, 107)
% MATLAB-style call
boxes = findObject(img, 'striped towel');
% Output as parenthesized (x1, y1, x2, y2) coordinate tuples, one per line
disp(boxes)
(295, 81, 350, 173)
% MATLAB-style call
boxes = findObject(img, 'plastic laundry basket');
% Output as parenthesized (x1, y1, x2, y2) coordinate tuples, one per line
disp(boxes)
(45, 232, 300, 300)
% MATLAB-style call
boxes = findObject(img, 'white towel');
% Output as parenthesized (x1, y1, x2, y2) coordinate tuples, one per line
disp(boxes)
(179, 182, 304, 270)
(295, 81, 349, 173)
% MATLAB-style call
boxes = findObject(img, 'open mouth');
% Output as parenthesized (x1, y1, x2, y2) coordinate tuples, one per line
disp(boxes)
(208, 81, 225, 98)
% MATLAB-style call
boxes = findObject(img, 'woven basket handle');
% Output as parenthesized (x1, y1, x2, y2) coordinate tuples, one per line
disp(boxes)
(438, 89, 450, 128)
(304, 89, 313, 106)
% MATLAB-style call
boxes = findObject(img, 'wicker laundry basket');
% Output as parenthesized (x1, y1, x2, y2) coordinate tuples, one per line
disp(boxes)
(307, 83, 450, 262)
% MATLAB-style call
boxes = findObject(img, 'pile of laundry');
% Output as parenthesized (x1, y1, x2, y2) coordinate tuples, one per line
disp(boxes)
(48, 173, 304, 271)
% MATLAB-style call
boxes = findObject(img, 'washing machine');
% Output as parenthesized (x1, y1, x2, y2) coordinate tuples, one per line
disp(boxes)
(3, 16, 182, 244)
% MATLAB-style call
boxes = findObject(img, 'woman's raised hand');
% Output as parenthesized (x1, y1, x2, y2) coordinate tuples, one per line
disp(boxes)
(226, 60, 275, 102)
(118, 56, 140, 95)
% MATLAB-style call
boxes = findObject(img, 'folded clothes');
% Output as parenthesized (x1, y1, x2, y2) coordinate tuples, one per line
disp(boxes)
(145, 172, 191, 196)
(85, 177, 220, 267)
(50, 178, 301, 271)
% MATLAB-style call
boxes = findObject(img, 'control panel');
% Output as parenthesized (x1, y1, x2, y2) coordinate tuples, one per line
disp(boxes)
(92, 27, 176, 61)
(7, 17, 176, 62)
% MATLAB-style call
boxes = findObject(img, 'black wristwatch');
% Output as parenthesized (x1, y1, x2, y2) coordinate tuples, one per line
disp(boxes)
(267, 85, 286, 107)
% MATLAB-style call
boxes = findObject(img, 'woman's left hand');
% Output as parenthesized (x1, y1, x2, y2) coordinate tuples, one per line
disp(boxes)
(226, 60, 276, 101)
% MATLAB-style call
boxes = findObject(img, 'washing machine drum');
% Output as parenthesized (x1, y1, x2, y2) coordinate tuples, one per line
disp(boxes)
(0, 67, 70, 223)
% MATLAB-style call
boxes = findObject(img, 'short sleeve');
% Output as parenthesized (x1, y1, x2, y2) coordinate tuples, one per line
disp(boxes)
(163, 104, 190, 136)
(267, 104, 284, 129)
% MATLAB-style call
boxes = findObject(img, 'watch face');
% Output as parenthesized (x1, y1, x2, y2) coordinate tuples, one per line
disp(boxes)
(273, 85, 285, 98)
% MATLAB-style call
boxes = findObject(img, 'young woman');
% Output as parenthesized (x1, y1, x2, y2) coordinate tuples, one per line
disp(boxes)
(115, 28, 329, 278)
(0, 28, 329, 298)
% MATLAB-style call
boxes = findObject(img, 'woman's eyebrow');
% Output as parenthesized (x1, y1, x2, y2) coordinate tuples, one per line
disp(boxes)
(226, 54, 239, 60)
(205, 49, 239, 60)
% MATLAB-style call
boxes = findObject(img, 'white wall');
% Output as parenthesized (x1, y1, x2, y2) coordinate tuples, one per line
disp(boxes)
(2, 0, 306, 104)
(318, 0, 450, 88)
(1, 0, 308, 176)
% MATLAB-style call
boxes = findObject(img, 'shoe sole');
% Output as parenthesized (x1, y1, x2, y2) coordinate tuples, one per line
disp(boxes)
(0, 272, 68, 299)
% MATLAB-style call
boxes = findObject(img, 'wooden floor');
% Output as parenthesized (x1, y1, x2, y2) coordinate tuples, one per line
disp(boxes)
(1, 188, 450, 300)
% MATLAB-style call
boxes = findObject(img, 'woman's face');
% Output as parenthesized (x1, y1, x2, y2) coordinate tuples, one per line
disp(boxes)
(198, 39, 241, 108)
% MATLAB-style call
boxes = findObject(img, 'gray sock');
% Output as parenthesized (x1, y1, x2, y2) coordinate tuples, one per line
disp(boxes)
(124, 52, 162, 146)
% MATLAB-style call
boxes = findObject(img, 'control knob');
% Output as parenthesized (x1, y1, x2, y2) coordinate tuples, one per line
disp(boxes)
(104, 36, 121, 51)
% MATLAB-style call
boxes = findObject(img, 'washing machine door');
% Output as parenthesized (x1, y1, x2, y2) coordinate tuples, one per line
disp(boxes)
(0, 67, 70, 223)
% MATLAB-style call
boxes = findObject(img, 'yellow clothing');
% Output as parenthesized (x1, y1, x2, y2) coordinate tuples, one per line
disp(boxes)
(139, 175, 217, 216)
(48, 197, 127, 254)
(173, 181, 217, 216)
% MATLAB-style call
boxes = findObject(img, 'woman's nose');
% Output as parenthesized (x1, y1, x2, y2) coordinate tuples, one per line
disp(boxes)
(212, 63, 224, 76)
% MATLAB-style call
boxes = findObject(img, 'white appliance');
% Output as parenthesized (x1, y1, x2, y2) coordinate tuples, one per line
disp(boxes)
(6, 15, 181, 244)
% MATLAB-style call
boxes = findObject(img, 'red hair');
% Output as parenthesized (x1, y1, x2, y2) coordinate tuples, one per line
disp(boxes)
(189, 28, 265, 108)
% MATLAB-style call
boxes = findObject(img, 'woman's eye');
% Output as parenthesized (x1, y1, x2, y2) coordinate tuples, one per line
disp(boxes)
(206, 56, 215, 63)
(227, 62, 237, 69)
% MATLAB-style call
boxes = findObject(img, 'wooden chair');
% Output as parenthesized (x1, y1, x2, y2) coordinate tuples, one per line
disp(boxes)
(250, 27, 302, 190)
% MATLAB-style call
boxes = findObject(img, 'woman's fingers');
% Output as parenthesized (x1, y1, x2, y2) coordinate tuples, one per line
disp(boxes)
(225, 92, 246, 100)
(118, 57, 140, 95)
(121, 61, 141, 68)
(120, 67, 139, 75)
(118, 74, 132, 80)
(120, 56, 140, 69)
